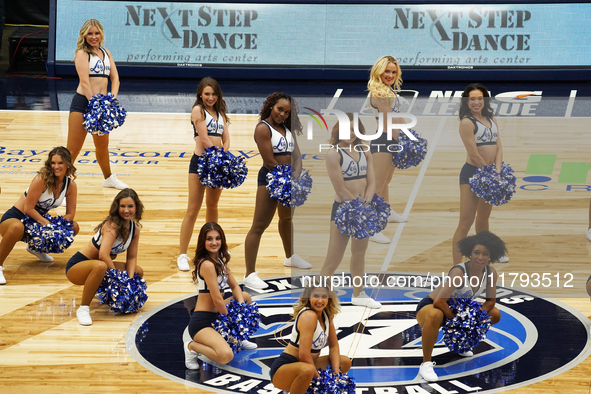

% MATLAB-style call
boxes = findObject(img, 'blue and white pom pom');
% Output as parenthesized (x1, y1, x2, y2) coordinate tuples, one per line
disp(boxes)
(291, 169, 313, 207)
(370, 194, 391, 233)
(306, 365, 356, 394)
(392, 129, 428, 169)
(83, 93, 127, 136)
(97, 269, 148, 314)
(443, 294, 492, 354)
(213, 300, 260, 353)
(197, 146, 248, 189)
(266, 164, 292, 207)
(334, 198, 377, 239)
(469, 163, 516, 206)
(21, 214, 74, 254)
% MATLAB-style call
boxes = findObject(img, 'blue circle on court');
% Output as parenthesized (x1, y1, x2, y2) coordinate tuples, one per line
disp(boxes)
(523, 176, 551, 183)
(126, 274, 591, 393)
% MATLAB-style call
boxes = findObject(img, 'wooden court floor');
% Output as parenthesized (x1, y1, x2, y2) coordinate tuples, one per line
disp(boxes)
(0, 110, 590, 393)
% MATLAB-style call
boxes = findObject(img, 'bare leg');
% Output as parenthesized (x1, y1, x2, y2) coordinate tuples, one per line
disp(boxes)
(474, 199, 493, 233)
(0, 219, 25, 267)
(189, 327, 234, 364)
(66, 260, 108, 306)
(92, 134, 113, 179)
(350, 237, 369, 297)
(204, 186, 223, 223)
(416, 305, 445, 361)
(179, 174, 205, 255)
(315, 354, 352, 373)
(452, 184, 480, 265)
(373, 152, 395, 203)
(319, 223, 350, 278)
(67, 112, 87, 161)
(277, 203, 293, 258)
(272, 362, 317, 394)
(244, 186, 278, 275)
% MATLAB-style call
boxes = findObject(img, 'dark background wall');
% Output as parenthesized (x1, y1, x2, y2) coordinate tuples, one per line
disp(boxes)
(6, 0, 49, 25)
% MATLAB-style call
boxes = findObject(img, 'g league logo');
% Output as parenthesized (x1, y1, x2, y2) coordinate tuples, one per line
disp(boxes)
(128, 274, 591, 394)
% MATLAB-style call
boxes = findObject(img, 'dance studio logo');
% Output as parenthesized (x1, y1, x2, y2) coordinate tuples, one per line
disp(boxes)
(393, 7, 532, 52)
(128, 273, 591, 394)
(124, 5, 259, 50)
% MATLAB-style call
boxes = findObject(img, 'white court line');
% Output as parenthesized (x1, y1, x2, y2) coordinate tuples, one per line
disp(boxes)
(326, 89, 343, 110)
(379, 117, 448, 272)
(565, 90, 577, 118)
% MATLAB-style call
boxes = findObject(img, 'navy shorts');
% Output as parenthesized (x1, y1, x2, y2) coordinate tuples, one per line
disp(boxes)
(188, 311, 219, 338)
(65, 251, 90, 274)
(416, 297, 447, 326)
(459, 163, 477, 185)
(188, 153, 201, 174)
(370, 132, 396, 154)
(257, 166, 270, 187)
(1, 206, 26, 241)
(70, 93, 89, 113)
(1, 206, 25, 223)
(270, 352, 299, 381)
(330, 201, 340, 221)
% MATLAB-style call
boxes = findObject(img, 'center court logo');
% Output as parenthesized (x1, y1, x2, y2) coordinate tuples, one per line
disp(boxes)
(127, 273, 591, 394)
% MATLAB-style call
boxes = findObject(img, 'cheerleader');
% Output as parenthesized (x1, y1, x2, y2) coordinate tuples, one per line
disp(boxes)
(270, 281, 351, 394)
(319, 113, 381, 308)
(416, 231, 504, 382)
(177, 77, 231, 271)
(0, 147, 79, 285)
(67, 19, 128, 189)
(66, 188, 144, 325)
(184, 222, 257, 370)
(451, 83, 508, 264)
(243, 93, 311, 290)
(367, 55, 407, 244)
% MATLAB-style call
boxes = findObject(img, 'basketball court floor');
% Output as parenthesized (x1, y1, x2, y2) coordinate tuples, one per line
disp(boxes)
(0, 78, 590, 393)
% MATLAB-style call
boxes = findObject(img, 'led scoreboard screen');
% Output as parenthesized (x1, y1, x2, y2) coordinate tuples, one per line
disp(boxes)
(49, 0, 591, 79)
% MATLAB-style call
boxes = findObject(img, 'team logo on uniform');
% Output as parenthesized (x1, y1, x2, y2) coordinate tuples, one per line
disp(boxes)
(127, 273, 591, 393)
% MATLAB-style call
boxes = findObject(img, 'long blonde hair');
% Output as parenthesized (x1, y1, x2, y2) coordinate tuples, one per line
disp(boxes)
(328, 112, 365, 145)
(292, 282, 340, 321)
(367, 55, 403, 97)
(75, 19, 105, 56)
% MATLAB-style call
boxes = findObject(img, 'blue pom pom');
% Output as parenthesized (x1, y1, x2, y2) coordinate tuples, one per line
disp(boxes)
(197, 146, 248, 189)
(443, 294, 492, 354)
(266, 164, 292, 207)
(334, 198, 377, 239)
(213, 300, 260, 353)
(392, 129, 428, 169)
(83, 93, 127, 136)
(469, 163, 516, 206)
(97, 269, 148, 314)
(306, 365, 356, 394)
(370, 194, 391, 233)
(291, 169, 313, 207)
(21, 213, 75, 253)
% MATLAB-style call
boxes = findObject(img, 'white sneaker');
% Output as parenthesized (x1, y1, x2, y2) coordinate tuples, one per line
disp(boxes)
(388, 209, 407, 223)
(177, 254, 191, 271)
(26, 245, 54, 263)
(76, 306, 92, 326)
(587, 228, 591, 242)
(284, 254, 312, 269)
(243, 272, 268, 289)
(369, 232, 390, 244)
(458, 350, 474, 357)
(351, 291, 382, 309)
(0, 266, 6, 285)
(184, 340, 200, 370)
(496, 255, 509, 263)
(102, 174, 128, 190)
(240, 340, 258, 350)
(419, 361, 438, 382)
